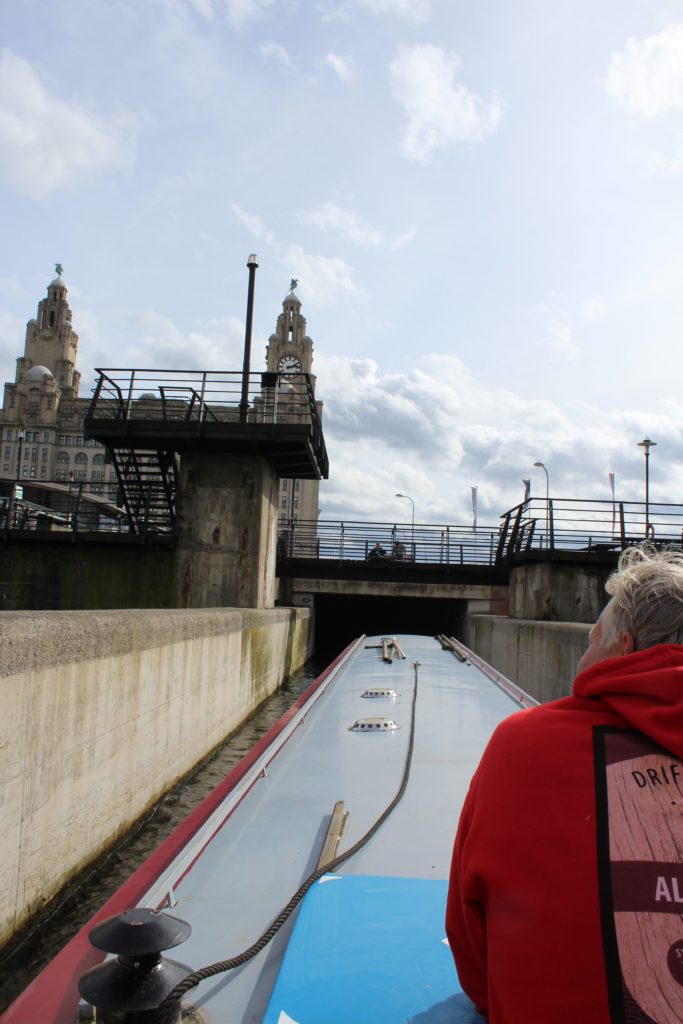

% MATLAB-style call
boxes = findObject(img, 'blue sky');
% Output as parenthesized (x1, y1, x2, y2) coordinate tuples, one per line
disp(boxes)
(1, 0, 683, 525)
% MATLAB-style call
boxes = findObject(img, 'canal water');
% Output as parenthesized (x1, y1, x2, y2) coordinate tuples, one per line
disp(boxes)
(0, 657, 326, 1012)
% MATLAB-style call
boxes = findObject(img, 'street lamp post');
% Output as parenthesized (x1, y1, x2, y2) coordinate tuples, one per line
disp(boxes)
(395, 492, 415, 559)
(11, 429, 25, 528)
(637, 437, 657, 538)
(68, 470, 74, 528)
(533, 461, 550, 548)
(239, 254, 259, 423)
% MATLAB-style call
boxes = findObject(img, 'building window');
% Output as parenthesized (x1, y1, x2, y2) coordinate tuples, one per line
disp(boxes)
(4, 447, 9, 459)
(31, 449, 37, 462)
(75, 453, 87, 465)
(91, 484, 104, 495)
(43, 431, 49, 443)
(109, 471, 117, 482)
(65, 436, 72, 446)
(3, 464, 8, 473)
(58, 435, 65, 445)
(293, 497, 299, 508)
(293, 480, 300, 491)
(93, 453, 105, 465)
(42, 449, 48, 461)
(74, 469, 86, 481)
(6, 429, 11, 441)
(40, 466, 46, 479)
(57, 452, 69, 464)
(93, 470, 104, 481)
(281, 497, 287, 508)
(76, 436, 83, 446)
(30, 466, 36, 478)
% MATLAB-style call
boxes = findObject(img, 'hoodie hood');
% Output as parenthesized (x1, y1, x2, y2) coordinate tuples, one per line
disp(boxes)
(573, 644, 683, 759)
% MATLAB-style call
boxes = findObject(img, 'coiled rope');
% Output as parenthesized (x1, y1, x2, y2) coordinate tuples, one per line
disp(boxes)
(163, 660, 421, 1008)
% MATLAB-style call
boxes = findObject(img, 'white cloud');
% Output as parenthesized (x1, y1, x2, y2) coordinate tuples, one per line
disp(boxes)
(224, 0, 274, 28)
(0, 311, 24, 389)
(315, 351, 683, 524)
(126, 310, 246, 368)
(260, 41, 292, 66)
(388, 45, 501, 162)
(353, 0, 430, 22)
(300, 201, 415, 250)
(230, 203, 276, 245)
(301, 202, 383, 246)
(579, 298, 607, 320)
(0, 49, 137, 199)
(324, 52, 355, 83)
(531, 304, 579, 358)
(185, 0, 214, 18)
(606, 25, 683, 117)
(284, 246, 365, 307)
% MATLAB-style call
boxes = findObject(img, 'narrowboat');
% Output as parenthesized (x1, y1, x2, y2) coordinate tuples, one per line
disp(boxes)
(3, 634, 535, 1023)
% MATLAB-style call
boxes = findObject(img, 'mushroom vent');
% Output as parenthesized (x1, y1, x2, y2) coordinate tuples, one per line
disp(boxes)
(349, 717, 400, 732)
(361, 688, 398, 699)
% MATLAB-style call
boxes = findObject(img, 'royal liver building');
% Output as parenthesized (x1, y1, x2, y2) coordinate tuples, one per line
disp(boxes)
(0, 268, 112, 498)
(1, 269, 323, 528)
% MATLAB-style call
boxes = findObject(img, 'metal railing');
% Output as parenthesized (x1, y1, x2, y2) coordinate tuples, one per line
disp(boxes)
(277, 519, 500, 566)
(497, 497, 683, 562)
(0, 480, 129, 536)
(87, 368, 322, 431)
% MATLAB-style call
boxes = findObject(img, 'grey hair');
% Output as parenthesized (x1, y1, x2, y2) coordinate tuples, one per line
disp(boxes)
(601, 545, 683, 651)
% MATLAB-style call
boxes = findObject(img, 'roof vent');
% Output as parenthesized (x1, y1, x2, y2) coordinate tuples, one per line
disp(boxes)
(349, 718, 399, 732)
(361, 688, 398, 699)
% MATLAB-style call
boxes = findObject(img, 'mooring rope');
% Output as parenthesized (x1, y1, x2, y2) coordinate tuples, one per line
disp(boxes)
(162, 659, 421, 1008)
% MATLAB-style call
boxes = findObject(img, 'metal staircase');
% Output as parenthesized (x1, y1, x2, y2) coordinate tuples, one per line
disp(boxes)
(109, 447, 178, 535)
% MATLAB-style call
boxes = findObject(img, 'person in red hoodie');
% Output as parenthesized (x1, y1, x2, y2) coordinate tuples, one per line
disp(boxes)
(446, 546, 683, 1024)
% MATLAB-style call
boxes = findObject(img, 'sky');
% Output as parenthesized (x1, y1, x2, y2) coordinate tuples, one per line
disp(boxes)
(1, 0, 683, 527)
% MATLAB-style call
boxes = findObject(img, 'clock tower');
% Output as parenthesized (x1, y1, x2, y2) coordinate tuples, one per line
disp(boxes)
(265, 281, 315, 386)
(265, 282, 321, 528)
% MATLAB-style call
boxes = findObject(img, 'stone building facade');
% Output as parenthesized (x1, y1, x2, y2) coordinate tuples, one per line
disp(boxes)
(1, 272, 322, 525)
(0, 271, 114, 500)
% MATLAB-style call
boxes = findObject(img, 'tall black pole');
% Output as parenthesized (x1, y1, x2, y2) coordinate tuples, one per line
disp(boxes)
(638, 437, 657, 538)
(240, 254, 259, 423)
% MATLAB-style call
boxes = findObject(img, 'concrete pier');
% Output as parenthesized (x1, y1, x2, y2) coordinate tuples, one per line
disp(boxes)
(174, 452, 280, 609)
(0, 606, 313, 950)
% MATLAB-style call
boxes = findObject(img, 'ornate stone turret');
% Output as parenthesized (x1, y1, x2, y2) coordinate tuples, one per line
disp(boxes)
(265, 281, 316, 390)
(264, 281, 322, 526)
(17, 264, 81, 399)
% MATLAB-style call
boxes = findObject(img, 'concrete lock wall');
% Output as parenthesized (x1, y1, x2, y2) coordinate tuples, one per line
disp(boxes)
(509, 562, 612, 623)
(470, 614, 591, 703)
(0, 606, 313, 950)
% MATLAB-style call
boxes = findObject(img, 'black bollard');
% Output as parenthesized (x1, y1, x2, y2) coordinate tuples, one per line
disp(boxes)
(78, 907, 192, 1024)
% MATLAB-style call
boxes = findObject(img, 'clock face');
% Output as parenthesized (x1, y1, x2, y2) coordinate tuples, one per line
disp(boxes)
(277, 355, 302, 377)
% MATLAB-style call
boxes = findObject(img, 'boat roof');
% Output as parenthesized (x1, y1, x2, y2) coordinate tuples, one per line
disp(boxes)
(6, 634, 534, 1024)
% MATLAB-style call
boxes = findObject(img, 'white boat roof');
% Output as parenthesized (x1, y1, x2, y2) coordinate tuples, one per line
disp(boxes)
(6, 634, 533, 1024)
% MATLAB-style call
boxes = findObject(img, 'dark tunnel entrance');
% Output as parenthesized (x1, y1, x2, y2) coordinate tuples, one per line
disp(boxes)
(313, 593, 468, 662)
